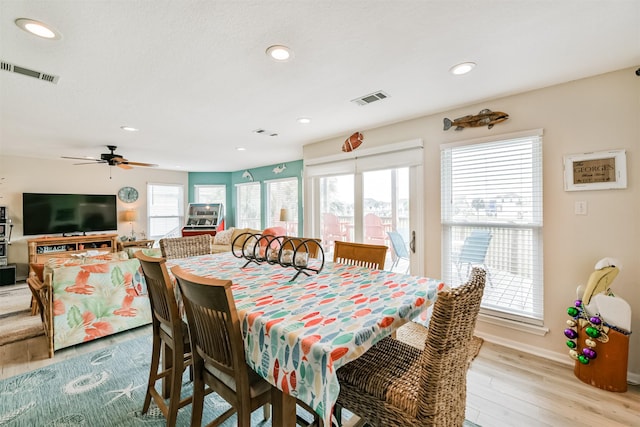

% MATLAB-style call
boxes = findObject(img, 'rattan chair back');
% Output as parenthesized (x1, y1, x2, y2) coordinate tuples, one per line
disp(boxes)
(171, 266, 271, 426)
(335, 267, 486, 426)
(159, 234, 212, 259)
(333, 241, 388, 270)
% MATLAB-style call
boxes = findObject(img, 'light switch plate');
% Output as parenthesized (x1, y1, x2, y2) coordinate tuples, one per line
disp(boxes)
(575, 201, 588, 215)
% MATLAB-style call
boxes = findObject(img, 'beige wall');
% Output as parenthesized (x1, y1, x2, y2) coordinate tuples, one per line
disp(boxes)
(0, 156, 188, 277)
(304, 67, 640, 378)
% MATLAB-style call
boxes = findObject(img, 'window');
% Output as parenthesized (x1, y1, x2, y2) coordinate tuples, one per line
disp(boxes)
(441, 129, 543, 324)
(147, 183, 184, 240)
(236, 182, 261, 229)
(266, 177, 298, 234)
(195, 185, 226, 205)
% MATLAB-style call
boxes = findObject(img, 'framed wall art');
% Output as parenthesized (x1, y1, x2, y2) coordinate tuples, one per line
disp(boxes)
(563, 149, 627, 191)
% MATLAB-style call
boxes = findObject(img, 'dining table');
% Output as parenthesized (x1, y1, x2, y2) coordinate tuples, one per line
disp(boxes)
(166, 250, 446, 426)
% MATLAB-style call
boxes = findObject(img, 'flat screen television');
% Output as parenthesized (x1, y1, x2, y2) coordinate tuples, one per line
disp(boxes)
(23, 193, 118, 236)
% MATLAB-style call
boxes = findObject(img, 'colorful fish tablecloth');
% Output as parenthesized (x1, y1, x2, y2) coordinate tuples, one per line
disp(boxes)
(166, 252, 445, 426)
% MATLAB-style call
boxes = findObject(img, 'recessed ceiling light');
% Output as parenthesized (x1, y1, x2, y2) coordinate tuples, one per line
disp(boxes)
(120, 126, 139, 132)
(236, 147, 246, 151)
(15, 18, 61, 40)
(266, 45, 293, 62)
(297, 117, 311, 124)
(450, 62, 476, 75)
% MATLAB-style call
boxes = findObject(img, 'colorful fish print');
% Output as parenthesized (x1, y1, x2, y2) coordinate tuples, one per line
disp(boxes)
(301, 335, 322, 361)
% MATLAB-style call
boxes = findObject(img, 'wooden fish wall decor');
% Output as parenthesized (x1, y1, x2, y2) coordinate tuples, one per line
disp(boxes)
(443, 109, 509, 131)
(342, 132, 364, 152)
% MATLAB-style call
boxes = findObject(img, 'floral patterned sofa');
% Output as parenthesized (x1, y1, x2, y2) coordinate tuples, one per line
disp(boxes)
(28, 251, 152, 357)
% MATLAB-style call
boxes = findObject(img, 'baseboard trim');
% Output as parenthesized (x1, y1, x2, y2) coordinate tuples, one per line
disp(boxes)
(476, 330, 640, 385)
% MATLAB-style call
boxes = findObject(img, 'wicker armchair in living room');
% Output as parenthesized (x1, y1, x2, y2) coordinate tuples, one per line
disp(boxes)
(159, 234, 212, 259)
(335, 267, 486, 427)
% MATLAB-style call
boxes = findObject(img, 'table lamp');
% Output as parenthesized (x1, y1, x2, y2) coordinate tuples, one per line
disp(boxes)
(122, 210, 138, 240)
(279, 208, 293, 234)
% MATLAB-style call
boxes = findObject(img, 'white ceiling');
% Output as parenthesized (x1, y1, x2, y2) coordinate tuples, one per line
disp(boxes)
(1, 1, 639, 172)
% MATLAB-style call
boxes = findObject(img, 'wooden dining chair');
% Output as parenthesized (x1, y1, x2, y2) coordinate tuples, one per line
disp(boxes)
(335, 267, 486, 426)
(159, 234, 212, 259)
(135, 252, 193, 427)
(333, 241, 388, 270)
(170, 266, 272, 427)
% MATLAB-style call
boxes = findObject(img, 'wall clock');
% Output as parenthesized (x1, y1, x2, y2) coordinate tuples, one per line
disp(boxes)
(118, 186, 139, 203)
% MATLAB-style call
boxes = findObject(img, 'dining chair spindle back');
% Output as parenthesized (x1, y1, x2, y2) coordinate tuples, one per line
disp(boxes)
(333, 241, 388, 270)
(170, 266, 272, 427)
(134, 252, 193, 427)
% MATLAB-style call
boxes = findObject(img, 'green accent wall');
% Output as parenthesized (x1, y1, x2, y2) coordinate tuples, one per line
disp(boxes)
(188, 160, 303, 233)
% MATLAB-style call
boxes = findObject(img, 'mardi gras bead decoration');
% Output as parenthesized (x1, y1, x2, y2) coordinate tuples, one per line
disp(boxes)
(564, 301, 608, 365)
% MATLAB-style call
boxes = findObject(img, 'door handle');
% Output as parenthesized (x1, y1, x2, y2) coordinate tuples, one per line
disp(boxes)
(410, 230, 416, 253)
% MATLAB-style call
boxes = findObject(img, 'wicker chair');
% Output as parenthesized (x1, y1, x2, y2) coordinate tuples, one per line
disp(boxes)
(333, 241, 388, 270)
(159, 234, 212, 259)
(135, 252, 193, 427)
(335, 267, 486, 427)
(170, 266, 272, 427)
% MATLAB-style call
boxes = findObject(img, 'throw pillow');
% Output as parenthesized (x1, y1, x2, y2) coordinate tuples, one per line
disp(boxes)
(214, 227, 235, 245)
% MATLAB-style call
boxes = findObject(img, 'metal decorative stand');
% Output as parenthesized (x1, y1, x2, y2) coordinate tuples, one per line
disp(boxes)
(231, 232, 324, 281)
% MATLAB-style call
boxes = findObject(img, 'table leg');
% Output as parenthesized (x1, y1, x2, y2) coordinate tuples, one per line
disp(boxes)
(271, 386, 297, 427)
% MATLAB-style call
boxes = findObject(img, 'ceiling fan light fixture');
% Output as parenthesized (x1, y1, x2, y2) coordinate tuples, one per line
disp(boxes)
(450, 62, 476, 75)
(15, 18, 61, 40)
(266, 45, 293, 62)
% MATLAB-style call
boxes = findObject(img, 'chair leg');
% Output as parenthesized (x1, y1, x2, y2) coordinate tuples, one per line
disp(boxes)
(162, 342, 174, 399)
(143, 333, 162, 414)
(166, 352, 184, 427)
(190, 363, 205, 427)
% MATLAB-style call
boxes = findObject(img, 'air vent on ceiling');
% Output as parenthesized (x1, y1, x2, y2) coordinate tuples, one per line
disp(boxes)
(1, 60, 59, 84)
(351, 90, 390, 106)
(253, 128, 278, 137)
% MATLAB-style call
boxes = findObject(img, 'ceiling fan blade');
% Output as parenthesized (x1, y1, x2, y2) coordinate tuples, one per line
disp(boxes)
(117, 163, 133, 170)
(123, 161, 159, 167)
(73, 161, 107, 166)
(61, 155, 102, 162)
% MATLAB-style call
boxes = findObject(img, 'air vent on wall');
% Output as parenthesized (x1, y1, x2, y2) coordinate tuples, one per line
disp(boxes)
(1, 60, 59, 84)
(351, 90, 390, 106)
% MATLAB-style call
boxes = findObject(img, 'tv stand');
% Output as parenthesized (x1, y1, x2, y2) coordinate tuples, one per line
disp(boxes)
(28, 234, 119, 268)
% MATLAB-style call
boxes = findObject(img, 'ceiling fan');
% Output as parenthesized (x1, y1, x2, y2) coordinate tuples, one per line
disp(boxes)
(62, 145, 158, 170)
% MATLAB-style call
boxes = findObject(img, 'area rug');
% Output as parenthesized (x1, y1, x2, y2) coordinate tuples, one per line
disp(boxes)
(0, 334, 481, 426)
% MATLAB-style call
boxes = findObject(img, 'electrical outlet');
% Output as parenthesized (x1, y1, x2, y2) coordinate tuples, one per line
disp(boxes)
(575, 201, 588, 215)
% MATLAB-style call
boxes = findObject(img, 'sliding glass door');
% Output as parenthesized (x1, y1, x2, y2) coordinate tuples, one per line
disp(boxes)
(305, 140, 423, 274)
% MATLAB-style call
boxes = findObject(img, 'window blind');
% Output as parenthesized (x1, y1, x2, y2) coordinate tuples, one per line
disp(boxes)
(441, 129, 544, 324)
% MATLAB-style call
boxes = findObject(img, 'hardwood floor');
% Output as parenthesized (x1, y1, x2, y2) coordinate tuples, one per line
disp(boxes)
(1, 285, 638, 426)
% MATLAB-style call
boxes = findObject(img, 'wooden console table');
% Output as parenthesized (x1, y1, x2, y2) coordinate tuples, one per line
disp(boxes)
(28, 234, 119, 267)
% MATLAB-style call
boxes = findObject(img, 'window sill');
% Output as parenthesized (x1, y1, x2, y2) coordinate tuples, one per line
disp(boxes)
(477, 313, 549, 336)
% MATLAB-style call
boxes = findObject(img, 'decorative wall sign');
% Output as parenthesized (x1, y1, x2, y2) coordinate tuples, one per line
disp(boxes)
(563, 149, 627, 191)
